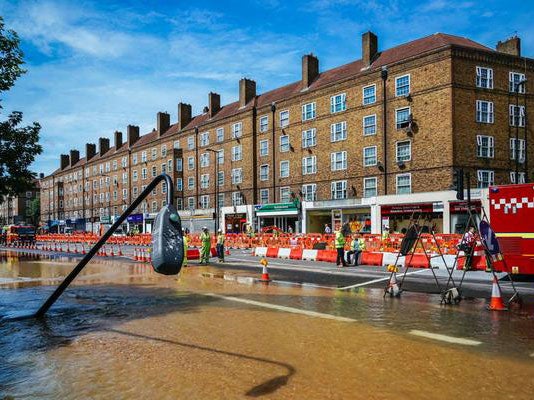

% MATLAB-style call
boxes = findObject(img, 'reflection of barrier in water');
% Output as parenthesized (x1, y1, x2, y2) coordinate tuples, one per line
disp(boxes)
(2, 174, 184, 322)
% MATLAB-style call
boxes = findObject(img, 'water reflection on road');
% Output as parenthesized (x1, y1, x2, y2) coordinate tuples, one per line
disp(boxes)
(1, 252, 534, 399)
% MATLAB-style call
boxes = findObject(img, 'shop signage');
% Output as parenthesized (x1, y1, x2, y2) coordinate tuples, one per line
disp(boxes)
(100, 216, 111, 223)
(449, 201, 482, 213)
(127, 213, 144, 223)
(256, 203, 298, 213)
(381, 203, 435, 215)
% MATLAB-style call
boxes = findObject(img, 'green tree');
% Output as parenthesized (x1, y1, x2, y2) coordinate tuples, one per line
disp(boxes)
(28, 196, 40, 225)
(0, 16, 42, 200)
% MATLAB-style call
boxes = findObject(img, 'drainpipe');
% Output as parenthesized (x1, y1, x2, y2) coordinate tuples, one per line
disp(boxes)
(271, 102, 276, 203)
(381, 66, 388, 195)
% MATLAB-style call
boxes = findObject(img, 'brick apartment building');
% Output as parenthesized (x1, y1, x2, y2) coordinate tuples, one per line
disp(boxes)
(40, 31, 533, 235)
(0, 181, 40, 226)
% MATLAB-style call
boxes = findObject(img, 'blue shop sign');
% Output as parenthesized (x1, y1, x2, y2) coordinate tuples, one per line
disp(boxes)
(127, 213, 143, 223)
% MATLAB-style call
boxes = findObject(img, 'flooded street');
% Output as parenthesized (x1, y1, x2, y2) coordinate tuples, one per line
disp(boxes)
(1, 252, 534, 399)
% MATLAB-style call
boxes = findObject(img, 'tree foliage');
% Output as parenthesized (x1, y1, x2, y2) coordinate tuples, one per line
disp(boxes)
(0, 16, 42, 199)
(28, 196, 40, 225)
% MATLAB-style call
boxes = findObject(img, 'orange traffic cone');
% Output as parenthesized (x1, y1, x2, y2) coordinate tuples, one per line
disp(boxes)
(488, 277, 507, 311)
(260, 257, 270, 282)
(386, 273, 401, 297)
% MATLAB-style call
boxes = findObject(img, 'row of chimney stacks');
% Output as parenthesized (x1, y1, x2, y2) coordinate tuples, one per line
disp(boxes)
(59, 32, 522, 171)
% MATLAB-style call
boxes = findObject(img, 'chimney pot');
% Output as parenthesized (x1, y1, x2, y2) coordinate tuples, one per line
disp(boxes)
(114, 131, 123, 149)
(69, 149, 80, 167)
(127, 125, 140, 147)
(208, 92, 221, 117)
(60, 154, 70, 170)
(302, 54, 319, 88)
(239, 78, 256, 108)
(177, 103, 192, 131)
(156, 112, 170, 137)
(98, 137, 110, 156)
(362, 31, 378, 67)
(496, 36, 521, 57)
(86, 143, 96, 160)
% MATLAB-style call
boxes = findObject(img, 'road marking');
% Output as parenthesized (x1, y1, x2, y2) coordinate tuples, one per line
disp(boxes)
(409, 330, 482, 346)
(203, 293, 357, 323)
(337, 269, 430, 290)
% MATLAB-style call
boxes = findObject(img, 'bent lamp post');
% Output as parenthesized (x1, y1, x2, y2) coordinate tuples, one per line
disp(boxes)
(28, 174, 184, 319)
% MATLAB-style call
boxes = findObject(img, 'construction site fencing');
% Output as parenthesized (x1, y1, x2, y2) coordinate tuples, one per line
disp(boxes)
(34, 233, 463, 255)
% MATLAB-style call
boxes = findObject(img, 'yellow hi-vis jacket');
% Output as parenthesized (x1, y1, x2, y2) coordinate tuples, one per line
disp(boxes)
(335, 231, 345, 248)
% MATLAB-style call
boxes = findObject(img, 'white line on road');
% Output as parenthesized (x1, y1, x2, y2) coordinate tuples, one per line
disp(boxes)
(409, 330, 482, 346)
(337, 269, 430, 290)
(203, 293, 357, 323)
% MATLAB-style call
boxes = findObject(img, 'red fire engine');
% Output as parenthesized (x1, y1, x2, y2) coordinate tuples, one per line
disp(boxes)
(488, 183, 534, 275)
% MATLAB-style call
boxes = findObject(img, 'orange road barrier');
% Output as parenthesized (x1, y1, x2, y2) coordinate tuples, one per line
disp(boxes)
(266, 247, 279, 258)
(317, 249, 337, 263)
(405, 253, 431, 268)
(290, 248, 303, 260)
(361, 251, 384, 266)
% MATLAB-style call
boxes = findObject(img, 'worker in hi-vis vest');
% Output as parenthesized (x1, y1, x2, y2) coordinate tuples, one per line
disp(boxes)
(335, 227, 347, 267)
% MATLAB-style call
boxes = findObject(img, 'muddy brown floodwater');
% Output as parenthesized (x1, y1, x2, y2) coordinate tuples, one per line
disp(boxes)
(1, 252, 534, 399)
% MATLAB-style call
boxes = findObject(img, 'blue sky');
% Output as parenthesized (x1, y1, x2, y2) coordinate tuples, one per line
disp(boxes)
(1, 0, 533, 175)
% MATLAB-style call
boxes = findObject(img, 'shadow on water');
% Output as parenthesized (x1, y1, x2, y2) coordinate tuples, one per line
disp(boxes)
(108, 329, 295, 397)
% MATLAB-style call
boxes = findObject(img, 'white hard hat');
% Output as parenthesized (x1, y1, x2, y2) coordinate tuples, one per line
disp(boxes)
(202, 226, 207, 230)
(218, 229, 222, 232)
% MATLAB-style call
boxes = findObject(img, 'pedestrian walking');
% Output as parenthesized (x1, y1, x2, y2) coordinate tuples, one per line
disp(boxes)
(200, 227, 211, 264)
(458, 226, 476, 270)
(216, 229, 225, 262)
(335, 227, 347, 267)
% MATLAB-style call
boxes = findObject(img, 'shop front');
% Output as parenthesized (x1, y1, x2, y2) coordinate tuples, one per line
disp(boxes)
(380, 202, 444, 233)
(449, 200, 482, 234)
(255, 203, 300, 233)
(127, 213, 144, 234)
(225, 213, 247, 233)
(305, 207, 372, 234)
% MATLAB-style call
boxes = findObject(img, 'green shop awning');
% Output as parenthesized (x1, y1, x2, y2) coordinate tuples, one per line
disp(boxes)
(256, 203, 299, 216)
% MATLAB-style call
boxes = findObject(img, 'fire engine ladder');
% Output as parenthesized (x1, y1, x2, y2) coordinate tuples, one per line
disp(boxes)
(383, 212, 447, 297)
(441, 204, 520, 305)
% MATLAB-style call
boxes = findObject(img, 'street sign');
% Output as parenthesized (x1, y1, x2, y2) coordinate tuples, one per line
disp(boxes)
(479, 220, 500, 255)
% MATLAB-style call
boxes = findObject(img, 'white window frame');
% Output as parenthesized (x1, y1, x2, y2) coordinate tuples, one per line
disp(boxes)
(260, 164, 269, 181)
(330, 121, 347, 142)
(396, 173, 412, 194)
(331, 180, 347, 200)
(231, 145, 242, 161)
(259, 140, 269, 156)
(187, 177, 195, 189)
(280, 187, 291, 203)
(395, 74, 410, 97)
(477, 170, 494, 188)
(509, 72, 526, 93)
(510, 138, 526, 162)
(200, 174, 210, 189)
(302, 128, 317, 148)
(302, 184, 317, 201)
(216, 127, 224, 142)
(232, 192, 243, 206)
(301, 102, 316, 121)
(476, 135, 495, 158)
(509, 104, 525, 127)
(280, 160, 290, 178)
(330, 93, 346, 113)
(395, 107, 411, 129)
(216, 149, 224, 165)
(476, 100, 494, 124)
(362, 84, 376, 105)
(510, 171, 526, 184)
(302, 156, 317, 175)
(200, 131, 210, 147)
(187, 197, 195, 210)
(260, 189, 269, 204)
(231, 122, 242, 139)
(363, 114, 376, 136)
(331, 151, 347, 171)
(200, 152, 210, 167)
(396, 140, 411, 162)
(200, 195, 209, 209)
(363, 177, 377, 198)
(259, 115, 269, 133)
(187, 136, 195, 150)
(476, 66, 493, 89)
(231, 168, 243, 184)
(363, 146, 377, 167)
(280, 135, 290, 152)
(279, 110, 289, 128)
(187, 156, 195, 170)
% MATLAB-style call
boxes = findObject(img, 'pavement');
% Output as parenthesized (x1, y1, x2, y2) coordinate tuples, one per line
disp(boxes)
(3, 244, 534, 302)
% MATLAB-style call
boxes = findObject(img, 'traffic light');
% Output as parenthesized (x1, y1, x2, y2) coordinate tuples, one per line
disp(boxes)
(453, 168, 464, 200)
